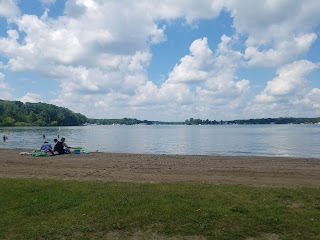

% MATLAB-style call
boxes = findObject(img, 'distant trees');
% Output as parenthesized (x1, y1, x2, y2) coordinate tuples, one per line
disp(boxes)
(185, 118, 203, 125)
(184, 118, 220, 125)
(0, 100, 87, 126)
(184, 117, 320, 125)
(1, 98, 319, 127)
(88, 118, 154, 125)
(88, 118, 185, 125)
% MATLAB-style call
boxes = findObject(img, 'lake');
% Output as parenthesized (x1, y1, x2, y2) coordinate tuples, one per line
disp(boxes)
(0, 124, 320, 158)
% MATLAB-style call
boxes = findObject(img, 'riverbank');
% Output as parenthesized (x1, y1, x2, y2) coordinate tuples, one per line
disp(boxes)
(1, 149, 319, 187)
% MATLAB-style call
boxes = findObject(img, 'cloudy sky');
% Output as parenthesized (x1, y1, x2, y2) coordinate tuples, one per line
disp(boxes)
(0, 0, 319, 121)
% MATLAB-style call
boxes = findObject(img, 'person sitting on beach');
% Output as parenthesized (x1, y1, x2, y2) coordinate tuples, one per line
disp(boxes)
(40, 141, 53, 153)
(52, 139, 58, 153)
(54, 137, 73, 154)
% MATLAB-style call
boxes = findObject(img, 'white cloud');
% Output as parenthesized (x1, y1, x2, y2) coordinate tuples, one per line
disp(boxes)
(167, 36, 249, 105)
(168, 38, 213, 83)
(0, 1, 175, 73)
(0, 61, 5, 69)
(49, 34, 250, 120)
(225, 0, 320, 45)
(244, 33, 317, 67)
(41, 0, 56, 5)
(248, 60, 320, 117)
(0, 72, 12, 99)
(0, 1, 319, 120)
(225, 0, 320, 67)
(0, 0, 20, 18)
(149, 24, 167, 44)
(132, 0, 223, 23)
(20, 92, 42, 103)
(304, 88, 320, 110)
(142, 35, 250, 119)
(256, 60, 318, 102)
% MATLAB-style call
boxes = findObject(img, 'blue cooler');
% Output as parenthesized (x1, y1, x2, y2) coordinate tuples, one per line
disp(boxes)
(74, 149, 80, 154)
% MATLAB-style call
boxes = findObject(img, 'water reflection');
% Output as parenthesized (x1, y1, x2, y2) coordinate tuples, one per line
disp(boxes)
(0, 125, 319, 158)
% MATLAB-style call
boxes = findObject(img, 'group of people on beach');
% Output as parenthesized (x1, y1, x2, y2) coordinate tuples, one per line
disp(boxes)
(40, 137, 74, 155)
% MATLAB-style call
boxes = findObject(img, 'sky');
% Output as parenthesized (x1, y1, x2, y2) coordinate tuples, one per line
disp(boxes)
(0, 0, 320, 121)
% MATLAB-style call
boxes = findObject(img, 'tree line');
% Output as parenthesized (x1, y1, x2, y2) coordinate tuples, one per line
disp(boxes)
(87, 118, 182, 125)
(0, 100, 87, 126)
(1, 99, 319, 126)
(184, 117, 320, 125)
(88, 118, 151, 125)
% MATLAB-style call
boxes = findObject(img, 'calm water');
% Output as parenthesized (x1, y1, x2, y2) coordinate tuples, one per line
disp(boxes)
(0, 125, 320, 158)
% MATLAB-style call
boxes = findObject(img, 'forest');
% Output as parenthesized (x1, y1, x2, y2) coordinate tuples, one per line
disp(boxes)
(0, 100, 87, 126)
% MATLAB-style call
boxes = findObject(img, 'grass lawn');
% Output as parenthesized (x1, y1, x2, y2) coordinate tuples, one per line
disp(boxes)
(0, 178, 319, 239)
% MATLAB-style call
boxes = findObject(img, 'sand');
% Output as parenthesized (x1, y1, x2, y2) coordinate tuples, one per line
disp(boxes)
(0, 149, 319, 187)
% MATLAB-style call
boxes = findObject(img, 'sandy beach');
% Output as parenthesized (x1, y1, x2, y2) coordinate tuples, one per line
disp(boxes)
(0, 149, 320, 187)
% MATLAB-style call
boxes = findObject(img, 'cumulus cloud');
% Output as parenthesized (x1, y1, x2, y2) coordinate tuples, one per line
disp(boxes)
(244, 33, 317, 67)
(0, 0, 224, 119)
(0, 1, 319, 120)
(168, 38, 213, 83)
(225, 0, 320, 45)
(255, 60, 319, 102)
(147, 35, 250, 119)
(304, 88, 320, 110)
(20, 92, 42, 103)
(132, 0, 223, 23)
(248, 60, 320, 117)
(0, 0, 20, 18)
(0, 72, 12, 99)
(225, 0, 320, 66)
(51, 34, 250, 120)
(167, 36, 249, 102)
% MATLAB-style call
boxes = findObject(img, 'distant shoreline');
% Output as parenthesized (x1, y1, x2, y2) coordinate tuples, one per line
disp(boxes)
(1, 149, 320, 187)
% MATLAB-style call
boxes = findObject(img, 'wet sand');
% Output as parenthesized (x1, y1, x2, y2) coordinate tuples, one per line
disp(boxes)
(0, 149, 320, 187)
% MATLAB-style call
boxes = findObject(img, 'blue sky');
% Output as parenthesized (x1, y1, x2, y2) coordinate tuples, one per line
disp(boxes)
(0, 0, 320, 121)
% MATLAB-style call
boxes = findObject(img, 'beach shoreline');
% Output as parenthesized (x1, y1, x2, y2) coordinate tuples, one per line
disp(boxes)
(0, 149, 319, 187)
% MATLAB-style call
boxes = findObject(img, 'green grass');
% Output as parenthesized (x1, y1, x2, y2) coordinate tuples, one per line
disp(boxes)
(0, 179, 319, 239)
